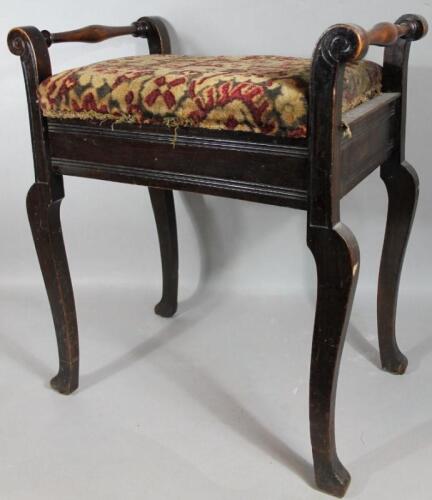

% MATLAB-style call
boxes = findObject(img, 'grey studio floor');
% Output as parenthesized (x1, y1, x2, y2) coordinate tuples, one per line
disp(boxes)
(0, 283, 431, 500)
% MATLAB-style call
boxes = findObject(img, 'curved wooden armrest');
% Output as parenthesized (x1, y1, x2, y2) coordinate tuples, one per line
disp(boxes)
(39, 16, 171, 54)
(316, 14, 428, 64)
(41, 21, 148, 47)
(367, 22, 411, 47)
(366, 16, 428, 47)
(8, 17, 171, 71)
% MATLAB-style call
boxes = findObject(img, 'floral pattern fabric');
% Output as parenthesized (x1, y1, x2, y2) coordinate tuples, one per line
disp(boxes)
(38, 55, 382, 138)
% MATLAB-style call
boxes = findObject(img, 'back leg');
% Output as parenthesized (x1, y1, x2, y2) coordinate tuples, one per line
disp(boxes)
(149, 188, 179, 318)
(377, 160, 419, 374)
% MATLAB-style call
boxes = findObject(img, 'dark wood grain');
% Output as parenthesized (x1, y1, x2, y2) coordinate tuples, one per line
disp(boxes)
(46, 119, 309, 209)
(340, 93, 399, 196)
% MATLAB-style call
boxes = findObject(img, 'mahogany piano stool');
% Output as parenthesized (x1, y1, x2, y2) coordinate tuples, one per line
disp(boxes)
(7, 13, 428, 497)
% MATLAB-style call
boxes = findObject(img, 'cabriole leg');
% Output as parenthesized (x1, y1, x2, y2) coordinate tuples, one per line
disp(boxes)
(149, 187, 178, 318)
(27, 180, 79, 394)
(377, 160, 419, 374)
(308, 223, 360, 497)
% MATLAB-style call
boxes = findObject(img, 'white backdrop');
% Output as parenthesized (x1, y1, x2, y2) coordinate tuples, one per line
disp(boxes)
(1, 0, 431, 297)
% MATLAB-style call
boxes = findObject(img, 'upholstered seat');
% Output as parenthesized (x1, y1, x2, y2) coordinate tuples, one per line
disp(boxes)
(38, 55, 382, 138)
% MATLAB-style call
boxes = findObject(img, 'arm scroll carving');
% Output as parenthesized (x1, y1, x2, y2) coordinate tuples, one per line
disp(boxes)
(7, 26, 53, 183)
(308, 24, 364, 227)
(318, 24, 368, 65)
(7, 26, 52, 81)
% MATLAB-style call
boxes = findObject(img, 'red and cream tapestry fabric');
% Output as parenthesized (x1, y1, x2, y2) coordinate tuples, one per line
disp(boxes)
(38, 55, 382, 138)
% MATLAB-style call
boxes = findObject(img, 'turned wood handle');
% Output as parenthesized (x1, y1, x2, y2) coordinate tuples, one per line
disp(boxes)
(366, 16, 428, 47)
(41, 22, 148, 46)
(367, 22, 410, 46)
(318, 15, 428, 64)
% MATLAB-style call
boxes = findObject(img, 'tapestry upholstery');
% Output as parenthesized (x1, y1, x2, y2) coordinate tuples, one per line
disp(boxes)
(37, 55, 382, 138)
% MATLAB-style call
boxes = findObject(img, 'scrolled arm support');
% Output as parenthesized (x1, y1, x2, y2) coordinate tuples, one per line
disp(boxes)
(7, 26, 53, 184)
(311, 14, 427, 167)
(318, 24, 368, 64)
(7, 26, 52, 78)
(308, 13, 427, 229)
(7, 17, 171, 185)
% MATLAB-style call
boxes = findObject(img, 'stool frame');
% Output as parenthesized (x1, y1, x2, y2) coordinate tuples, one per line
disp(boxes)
(8, 14, 427, 497)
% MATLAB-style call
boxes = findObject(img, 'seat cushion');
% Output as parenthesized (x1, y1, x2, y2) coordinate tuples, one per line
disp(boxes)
(37, 55, 382, 138)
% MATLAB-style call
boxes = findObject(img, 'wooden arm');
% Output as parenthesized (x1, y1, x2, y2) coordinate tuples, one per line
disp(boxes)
(39, 16, 171, 53)
(8, 17, 170, 60)
(41, 24, 144, 46)
(367, 22, 411, 47)
(366, 17, 428, 48)
(316, 15, 428, 64)
(307, 13, 428, 228)
(7, 17, 171, 184)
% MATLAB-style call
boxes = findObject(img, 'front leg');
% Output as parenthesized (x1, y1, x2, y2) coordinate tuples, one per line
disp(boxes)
(308, 223, 360, 498)
(377, 160, 419, 374)
(27, 181, 79, 394)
